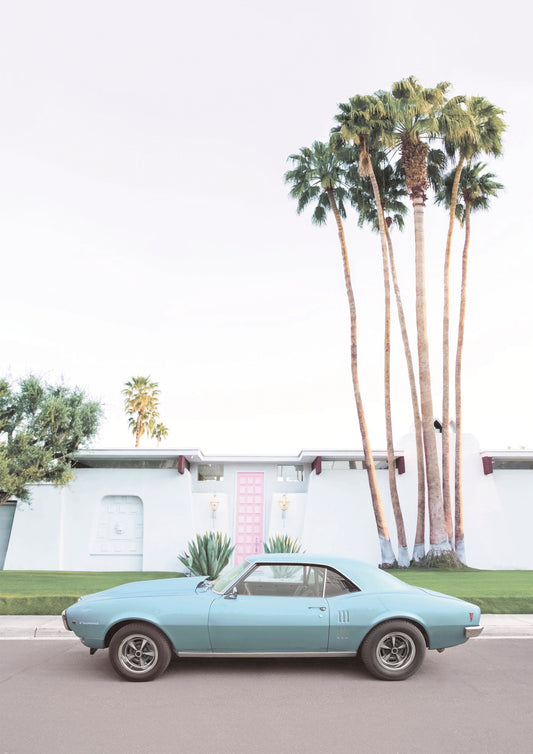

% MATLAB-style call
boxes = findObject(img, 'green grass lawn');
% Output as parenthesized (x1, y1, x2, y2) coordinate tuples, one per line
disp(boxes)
(1, 568, 532, 615)
(390, 569, 533, 614)
(0, 571, 181, 615)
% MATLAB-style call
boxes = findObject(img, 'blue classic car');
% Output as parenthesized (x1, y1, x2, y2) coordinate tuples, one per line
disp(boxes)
(62, 554, 483, 682)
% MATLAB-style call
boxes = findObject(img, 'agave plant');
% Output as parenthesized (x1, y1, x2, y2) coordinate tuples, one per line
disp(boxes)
(264, 535, 302, 578)
(178, 532, 235, 580)
(263, 534, 302, 554)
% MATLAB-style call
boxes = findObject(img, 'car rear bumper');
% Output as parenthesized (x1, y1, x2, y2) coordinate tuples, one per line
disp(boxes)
(464, 625, 484, 638)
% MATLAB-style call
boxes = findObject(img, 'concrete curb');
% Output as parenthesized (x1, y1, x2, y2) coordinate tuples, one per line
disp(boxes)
(1, 614, 533, 640)
(0, 616, 74, 639)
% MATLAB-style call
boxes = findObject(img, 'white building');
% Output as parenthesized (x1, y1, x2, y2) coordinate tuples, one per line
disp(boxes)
(2, 434, 532, 571)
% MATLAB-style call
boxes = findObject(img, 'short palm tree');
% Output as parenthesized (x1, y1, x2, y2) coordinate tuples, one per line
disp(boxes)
(152, 422, 169, 447)
(122, 376, 161, 447)
(436, 163, 503, 561)
(285, 140, 396, 567)
(439, 96, 506, 541)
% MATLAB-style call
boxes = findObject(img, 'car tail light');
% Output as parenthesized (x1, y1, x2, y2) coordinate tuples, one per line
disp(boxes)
(469, 612, 474, 621)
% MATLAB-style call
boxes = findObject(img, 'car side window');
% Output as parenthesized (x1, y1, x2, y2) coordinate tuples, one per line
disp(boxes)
(324, 568, 360, 597)
(237, 564, 326, 598)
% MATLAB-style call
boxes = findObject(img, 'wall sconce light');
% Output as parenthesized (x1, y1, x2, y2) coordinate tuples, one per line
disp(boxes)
(210, 495, 219, 528)
(278, 495, 290, 528)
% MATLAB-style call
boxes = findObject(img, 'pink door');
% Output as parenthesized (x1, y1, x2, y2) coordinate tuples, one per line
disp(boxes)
(234, 472, 264, 564)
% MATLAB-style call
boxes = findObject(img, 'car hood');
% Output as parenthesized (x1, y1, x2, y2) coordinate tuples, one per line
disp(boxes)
(78, 576, 207, 603)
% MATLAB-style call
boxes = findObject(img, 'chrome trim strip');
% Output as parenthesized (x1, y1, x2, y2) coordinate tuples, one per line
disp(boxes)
(177, 651, 357, 658)
(465, 625, 484, 638)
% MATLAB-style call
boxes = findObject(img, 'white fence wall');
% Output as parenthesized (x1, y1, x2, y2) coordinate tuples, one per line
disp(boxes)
(3, 438, 533, 571)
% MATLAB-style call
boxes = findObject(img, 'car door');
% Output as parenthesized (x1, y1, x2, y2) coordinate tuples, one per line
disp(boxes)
(208, 563, 329, 653)
(324, 567, 379, 651)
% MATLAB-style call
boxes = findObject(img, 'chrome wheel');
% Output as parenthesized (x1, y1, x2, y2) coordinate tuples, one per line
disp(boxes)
(375, 631, 416, 671)
(119, 634, 159, 674)
(360, 620, 426, 681)
(109, 622, 172, 682)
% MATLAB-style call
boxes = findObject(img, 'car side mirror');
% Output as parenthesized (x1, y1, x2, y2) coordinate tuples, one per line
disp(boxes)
(225, 586, 238, 600)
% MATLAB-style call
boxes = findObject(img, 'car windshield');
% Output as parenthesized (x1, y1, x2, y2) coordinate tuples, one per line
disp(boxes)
(212, 560, 250, 594)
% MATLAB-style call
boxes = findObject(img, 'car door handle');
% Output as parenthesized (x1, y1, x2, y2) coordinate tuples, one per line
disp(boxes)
(308, 606, 327, 611)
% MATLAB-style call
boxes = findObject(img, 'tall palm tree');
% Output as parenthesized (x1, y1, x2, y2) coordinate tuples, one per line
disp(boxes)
(436, 163, 503, 562)
(347, 155, 428, 562)
(336, 139, 411, 566)
(122, 376, 161, 448)
(380, 77, 453, 555)
(285, 140, 396, 566)
(440, 97, 506, 543)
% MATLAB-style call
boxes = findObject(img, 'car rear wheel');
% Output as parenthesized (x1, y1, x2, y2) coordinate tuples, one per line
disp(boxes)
(109, 623, 172, 682)
(360, 620, 426, 681)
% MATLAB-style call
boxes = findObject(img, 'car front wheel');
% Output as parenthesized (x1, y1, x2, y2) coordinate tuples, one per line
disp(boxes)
(109, 623, 172, 682)
(360, 620, 426, 681)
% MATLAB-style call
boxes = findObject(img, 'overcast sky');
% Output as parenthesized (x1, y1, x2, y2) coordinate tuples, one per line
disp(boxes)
(1, 0, 531, 453)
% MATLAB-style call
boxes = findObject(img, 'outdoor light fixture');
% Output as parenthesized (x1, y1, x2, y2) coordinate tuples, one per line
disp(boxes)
(278, 495, 290, 528)
(210, 495, 219, 529)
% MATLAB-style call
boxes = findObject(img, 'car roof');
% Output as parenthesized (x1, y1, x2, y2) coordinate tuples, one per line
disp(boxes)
(245, 553, 403, 591)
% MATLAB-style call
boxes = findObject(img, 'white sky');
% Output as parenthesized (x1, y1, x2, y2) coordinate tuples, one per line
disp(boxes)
(1, 0, 531, 453)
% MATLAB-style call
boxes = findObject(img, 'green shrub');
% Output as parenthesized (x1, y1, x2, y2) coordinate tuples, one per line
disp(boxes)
(178, 532, 235, 580)
(263, 534, 302, 553)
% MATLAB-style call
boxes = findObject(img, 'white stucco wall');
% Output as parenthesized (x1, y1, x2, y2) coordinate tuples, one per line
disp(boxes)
(301, 469, 383, 563)
(482, 470, 533, 569)
(3, 438, 533, 571)
(4, 485, 65, 570)
(267, 493, 307, 542)
(191, 493, 230, 536)
(5, 468, 194, 572)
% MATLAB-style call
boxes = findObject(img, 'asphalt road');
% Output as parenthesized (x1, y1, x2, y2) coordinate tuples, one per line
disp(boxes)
(1, 639, 532, 754)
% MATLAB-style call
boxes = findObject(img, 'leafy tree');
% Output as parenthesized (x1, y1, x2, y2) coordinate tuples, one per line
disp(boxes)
(0, 375, 102, 505)
(436, 162, 503, 562)
(285, 140, 396, 567)
(122, 376, 167, 447)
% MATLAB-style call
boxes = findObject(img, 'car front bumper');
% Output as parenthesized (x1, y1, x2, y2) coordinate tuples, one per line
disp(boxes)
(464, 625, 484, 638)
(61, 610, 71, 631)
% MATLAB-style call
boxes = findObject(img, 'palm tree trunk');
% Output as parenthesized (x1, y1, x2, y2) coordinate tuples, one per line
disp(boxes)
(366, 165, 408, 566)
(386, 224, 426, 561)
(454, 201, 471, 563)
(327, 189, 396, 566)
(412, 195, 450, 552)
(135, 414, 143, 448)
(442, 156, 465, 545)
